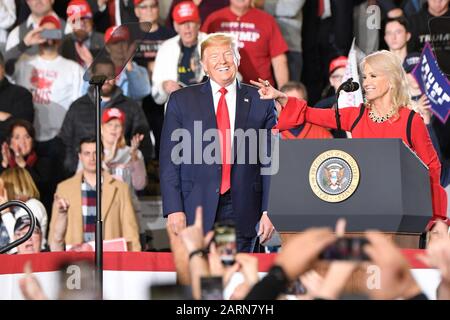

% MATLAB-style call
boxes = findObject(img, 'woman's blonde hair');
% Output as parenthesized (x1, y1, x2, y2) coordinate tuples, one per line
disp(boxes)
(0, 167, 40, 200)
(360, 50, 412, 112)
(101, 122, 126, 160)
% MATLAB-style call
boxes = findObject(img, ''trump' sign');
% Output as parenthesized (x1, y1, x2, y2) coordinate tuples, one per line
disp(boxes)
(412, 42, 450, 123)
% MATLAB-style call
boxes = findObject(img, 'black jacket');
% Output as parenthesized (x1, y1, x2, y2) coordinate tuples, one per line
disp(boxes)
(59, 86, 151, 176)
(61, 32, 105, 66)
(408, 3, 450, 54)
(0, 78, 34, 145)
(88, 0, 138, 33)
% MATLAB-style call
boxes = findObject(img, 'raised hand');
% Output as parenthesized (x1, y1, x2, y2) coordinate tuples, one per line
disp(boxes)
(19, 262, 48, 300)
(50, 195, 70, 251)
(130, 133, 144, 161)
(23, 27, 46, 47)
(363, 232, 421, 299)
(103, 138, 118, 164)
(415, 94, 432, 124)
(1, 142, 11, 168)
(250, 78, 288, 106)
(75, 42, 94, 67)
(274, 228, 336, 281)
(179, 206, 206, 253)
(14, 145, 26, 168)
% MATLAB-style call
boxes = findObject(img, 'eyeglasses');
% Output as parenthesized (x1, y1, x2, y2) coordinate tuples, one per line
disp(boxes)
(137, 4, 158, 10)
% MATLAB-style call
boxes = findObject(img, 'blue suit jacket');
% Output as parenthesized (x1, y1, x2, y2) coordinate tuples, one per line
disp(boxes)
(160, 79, 276, 237)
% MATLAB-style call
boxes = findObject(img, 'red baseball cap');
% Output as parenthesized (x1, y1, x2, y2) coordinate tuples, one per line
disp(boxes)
(39, 15, 62, 29)
(172, 1, 200, 24)
(67, 0, 93, 19)
(102, 108, 126, 124)
(329, 56, 348, 75)
(105, 26, 130, 43)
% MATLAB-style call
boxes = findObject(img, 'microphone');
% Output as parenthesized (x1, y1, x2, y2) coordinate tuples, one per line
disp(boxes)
(338, 78, 360, 94)
(334, 78, 360, 134)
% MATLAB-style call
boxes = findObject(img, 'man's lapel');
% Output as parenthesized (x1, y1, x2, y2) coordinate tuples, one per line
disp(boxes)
(233, 80, 251, 161)
(101, 173, 116, 221)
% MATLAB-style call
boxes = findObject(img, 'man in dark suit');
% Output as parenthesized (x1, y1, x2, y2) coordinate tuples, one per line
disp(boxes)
(160, 33, 276, 252)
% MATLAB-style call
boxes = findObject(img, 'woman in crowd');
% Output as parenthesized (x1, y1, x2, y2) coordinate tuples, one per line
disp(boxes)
(0, 167, 48, 250)
(75, 107, 148, 216)
(251, 50, 447, 227)
(100, 107, 147, 192)
(0, 119, 52, 212)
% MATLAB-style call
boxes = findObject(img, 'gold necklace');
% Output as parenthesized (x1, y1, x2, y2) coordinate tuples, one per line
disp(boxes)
(367, 104, 396, 123)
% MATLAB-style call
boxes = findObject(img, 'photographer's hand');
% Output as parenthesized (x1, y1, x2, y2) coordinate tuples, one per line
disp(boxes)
(23, 27, 46, 47)
(275, 228, 336, 281)
(364, 232, 422, 299)
(179, 207, 213, 300)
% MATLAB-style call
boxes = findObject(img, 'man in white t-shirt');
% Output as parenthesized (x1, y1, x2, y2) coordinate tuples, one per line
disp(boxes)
(13, 15, 84, 189)
(4, 0, 67, 75)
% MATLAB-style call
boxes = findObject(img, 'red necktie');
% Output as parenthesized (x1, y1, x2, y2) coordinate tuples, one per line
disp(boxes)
(317, 0, 325, 17)
(217, 87, 231, 194)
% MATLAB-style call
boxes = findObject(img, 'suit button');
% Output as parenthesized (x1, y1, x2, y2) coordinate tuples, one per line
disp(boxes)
(215, 188, 219, 193)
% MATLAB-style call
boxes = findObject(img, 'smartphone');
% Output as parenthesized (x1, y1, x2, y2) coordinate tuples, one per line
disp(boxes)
(41, 29, 62, 40)
(214, 221, 237, 266)
(200, 276, 223, 300)
(319, 237, 370, 261)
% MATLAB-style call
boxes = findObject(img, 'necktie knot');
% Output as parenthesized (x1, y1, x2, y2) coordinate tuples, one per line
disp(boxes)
(219, 87, 228, 95)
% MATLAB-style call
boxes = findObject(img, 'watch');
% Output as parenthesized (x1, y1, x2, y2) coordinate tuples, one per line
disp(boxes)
(188, 248, 208, 260)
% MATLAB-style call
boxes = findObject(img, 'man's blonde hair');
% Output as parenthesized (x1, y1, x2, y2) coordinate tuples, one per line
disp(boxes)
(199, 33, 240, 66)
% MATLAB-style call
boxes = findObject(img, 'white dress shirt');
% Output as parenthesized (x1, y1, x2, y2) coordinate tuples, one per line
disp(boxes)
(210, 79, 237, 139)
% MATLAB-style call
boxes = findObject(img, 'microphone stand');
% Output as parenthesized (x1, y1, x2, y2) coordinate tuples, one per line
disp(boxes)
(83, 21, 152, 300)
(335, 77, 356, 133)
(89, 75, 107, 299)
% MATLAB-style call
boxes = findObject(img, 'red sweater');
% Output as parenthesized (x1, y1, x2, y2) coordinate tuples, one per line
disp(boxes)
(275, 97, 448, 222)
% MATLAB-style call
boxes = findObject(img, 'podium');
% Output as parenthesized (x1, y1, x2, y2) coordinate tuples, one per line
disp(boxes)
(268, 139, 432, 248)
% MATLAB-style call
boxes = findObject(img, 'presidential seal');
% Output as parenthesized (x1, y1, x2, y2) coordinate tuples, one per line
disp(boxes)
(309, 150, 360, 203)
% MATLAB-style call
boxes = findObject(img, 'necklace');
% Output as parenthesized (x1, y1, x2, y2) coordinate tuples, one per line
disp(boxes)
(367, 104, 396, 123)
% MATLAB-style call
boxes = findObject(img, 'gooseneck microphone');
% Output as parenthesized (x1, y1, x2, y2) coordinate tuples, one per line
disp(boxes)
(335, 78, 360, 132)
(339, 78, 360, 93)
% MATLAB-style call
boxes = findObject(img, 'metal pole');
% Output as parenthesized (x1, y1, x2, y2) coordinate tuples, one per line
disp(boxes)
(93, 80, 104, 299)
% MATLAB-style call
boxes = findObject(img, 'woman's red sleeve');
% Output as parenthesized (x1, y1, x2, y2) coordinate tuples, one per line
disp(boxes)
(274, 97, 358, 131)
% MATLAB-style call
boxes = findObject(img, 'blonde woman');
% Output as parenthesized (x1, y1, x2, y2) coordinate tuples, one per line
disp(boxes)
(0, 167, 48, 250)
(251, 50, 447, 227)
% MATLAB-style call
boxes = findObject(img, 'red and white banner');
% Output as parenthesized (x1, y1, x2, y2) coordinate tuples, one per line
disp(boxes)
(0, 251, 441, 300)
